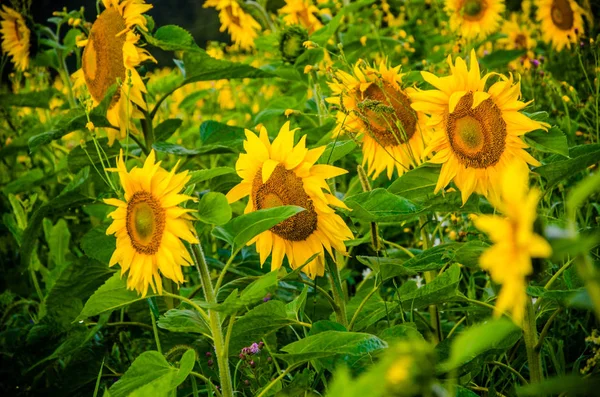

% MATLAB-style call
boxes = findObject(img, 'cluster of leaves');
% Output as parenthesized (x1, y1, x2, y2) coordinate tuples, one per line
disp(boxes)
(1, 0, 600, 396)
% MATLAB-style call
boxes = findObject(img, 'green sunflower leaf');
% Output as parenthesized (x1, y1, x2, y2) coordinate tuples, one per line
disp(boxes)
(107, 349, 195, 397)
(211, 205, 305, 249)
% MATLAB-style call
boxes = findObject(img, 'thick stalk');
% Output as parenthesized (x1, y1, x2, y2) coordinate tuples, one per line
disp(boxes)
(141, 116, 154, 152)
(523, 298, 542, 384)
(326, 259, 348, 327)
(191, 244, 233, 397)
(420, 217, 441, 343)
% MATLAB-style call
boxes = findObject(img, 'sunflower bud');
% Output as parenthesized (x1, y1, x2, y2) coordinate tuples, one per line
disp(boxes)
(279, 25, 308, 64)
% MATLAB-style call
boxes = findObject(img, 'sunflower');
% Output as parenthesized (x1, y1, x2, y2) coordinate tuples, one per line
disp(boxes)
(226, 122, 354, 278)
(104, 150, 198, 296)
(536, 0, 583, 51)
(0, 6, 30, 72)
(410, 49, 549, 204)
(500, 14, 535, 51)
(445, 0, 505, 39)
(499, 14, 539, 71)
(326, 61, 430, 179)
(72, 0, 156, 146)
(474, 162, 551, 324)
(279, 0, 323, 34)
(204, 0, 261, 51)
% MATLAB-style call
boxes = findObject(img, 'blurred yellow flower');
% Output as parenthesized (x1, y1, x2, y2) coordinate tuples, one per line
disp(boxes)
(474, 162, 551, 324)
(204, 0, 261, 51)
(0, 6, 30, 72)
(445, 0, 505, 39)
(537, 0, 583, 51)
(280, 0, 323, 34)
(226, 122, 353, 278)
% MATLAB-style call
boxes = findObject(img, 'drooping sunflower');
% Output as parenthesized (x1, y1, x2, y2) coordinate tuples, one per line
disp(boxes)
(327, 61, 431, 179)
(204, 0, 261, 51)
(104, 150, 198, 296)
(536, 0, 583, 51)
(226, 122, 354, 279)
(72, 0, 156, 146)
(410, 49, 549, 204)
(0, 5, 30, 72)
(279, 0, 323, 34)
(474, 162, 551, 324)
(445, 0, 505, 39)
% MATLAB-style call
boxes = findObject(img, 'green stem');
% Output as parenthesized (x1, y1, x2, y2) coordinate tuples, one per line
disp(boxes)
(256, 364, 300, 397)
(575, 253, 600, 321)
(535, 307, 562, 352)
(190, 372, 222, 397)
(141, 115, 154, 152)
(326, 259, 348, 327)
(486, 361, 529, 385)
(214, 247, 242, 293)
(149, 305, 162, 354)
(523, 298, 542, 383)
(162, 292, 211, 324)
(420, 216, 441, 343)
(191, 243, 234, 397)
(348, 285, 379, 331)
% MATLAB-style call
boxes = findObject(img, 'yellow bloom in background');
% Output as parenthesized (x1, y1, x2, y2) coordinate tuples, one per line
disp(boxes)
(445, 0, 505, 39)
(279, 0, 323, 34)
(73, 0, 154, 136)
(327, 61, 431, 179)
(474, 162, 551, 324)
(104, 150, 198, 296)
(204, 0, 261, 51)
(72, 0, 156, 146)
(536, 0, 583, 51)
(0, 6, 30, 72)
(226, 122, 354, 278)
(499, 14, 539, 71)
(411, 49, 548, 204)
(499, 13, 536, 51)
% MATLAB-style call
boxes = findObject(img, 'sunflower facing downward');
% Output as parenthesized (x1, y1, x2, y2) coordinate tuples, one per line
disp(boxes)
(445, 0, 505, 39)
(204, 0, 261, 51)
(411, 49, 548, 204)
(536, 0, 583, 51)
(226, 122, 354, 278)
(327, 61, 430, 179)
(104, 150, 198, 296)
(72, 0, 156, 145)
(474, 162, 551, 324)
(0, 5, 30, 72)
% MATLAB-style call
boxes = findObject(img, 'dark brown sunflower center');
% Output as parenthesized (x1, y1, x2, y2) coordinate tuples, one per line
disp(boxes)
(358, 82, 417, 147)
(461, 0, 488, 20)
(126, 191, 166, 254)
(82, 7, 127, 105)
(514, 34, 527, 49)
(252, 164, 318, 241)
(550, 0, 574, 30)
(446, 92, 506, 169)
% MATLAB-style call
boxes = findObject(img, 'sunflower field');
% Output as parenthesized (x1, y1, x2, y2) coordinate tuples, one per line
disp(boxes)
(1, 0, 600, 395)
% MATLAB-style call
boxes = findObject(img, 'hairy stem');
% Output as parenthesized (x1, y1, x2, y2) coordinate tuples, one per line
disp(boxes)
(326, 259, 348, 327)
(523, 298, 542, 383)
(191, 243, 233, 397)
